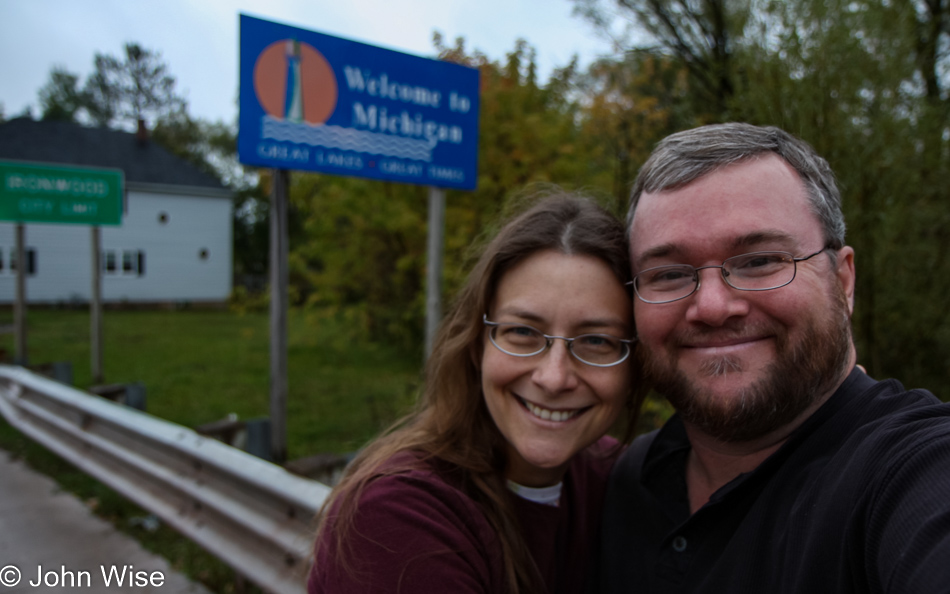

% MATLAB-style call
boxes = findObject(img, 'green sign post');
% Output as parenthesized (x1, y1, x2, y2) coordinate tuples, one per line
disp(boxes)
(0, 160, 123, 225)
(0, 160, 124, 375)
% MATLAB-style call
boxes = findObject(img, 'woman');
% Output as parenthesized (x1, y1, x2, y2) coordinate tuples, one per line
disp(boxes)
(309, 194, 642, 593)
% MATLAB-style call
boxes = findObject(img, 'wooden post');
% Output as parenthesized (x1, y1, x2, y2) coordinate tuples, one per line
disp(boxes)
(14, 224, 27, 365)
(91, 226, 103, 384)
(269, 169, 289, 463)
(425, 187, 445, 359)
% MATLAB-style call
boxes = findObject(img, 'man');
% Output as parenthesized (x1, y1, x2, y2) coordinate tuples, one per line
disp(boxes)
(599, 123, 950, 593)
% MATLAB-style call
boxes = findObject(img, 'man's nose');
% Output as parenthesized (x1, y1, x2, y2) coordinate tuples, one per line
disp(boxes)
(684, 267, 750, 326)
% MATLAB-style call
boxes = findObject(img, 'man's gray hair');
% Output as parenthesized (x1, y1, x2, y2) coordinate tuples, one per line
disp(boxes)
(627, 123, 846, 249)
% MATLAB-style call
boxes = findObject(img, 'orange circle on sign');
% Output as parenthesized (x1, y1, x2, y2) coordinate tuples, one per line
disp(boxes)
(253, 40, 338, 124)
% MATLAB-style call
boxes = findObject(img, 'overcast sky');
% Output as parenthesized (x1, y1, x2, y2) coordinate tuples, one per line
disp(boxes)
(0, 0, 617, 125)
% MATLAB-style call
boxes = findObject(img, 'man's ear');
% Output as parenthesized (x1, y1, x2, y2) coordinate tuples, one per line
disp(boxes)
(835, 246, 856, 314)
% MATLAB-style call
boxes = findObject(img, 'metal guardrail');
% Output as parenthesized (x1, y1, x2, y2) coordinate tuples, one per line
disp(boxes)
(0, 365, 332, 594)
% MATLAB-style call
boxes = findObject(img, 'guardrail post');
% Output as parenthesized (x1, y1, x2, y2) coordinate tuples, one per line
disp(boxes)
(124, 382, 147, 411)
(245, 418, 272, 462)
(51, 361, 73, 385)
(88, 382, 146, 411)
(29, 361, 73, 385)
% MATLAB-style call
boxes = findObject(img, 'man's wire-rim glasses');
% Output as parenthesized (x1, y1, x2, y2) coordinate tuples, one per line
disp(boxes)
(483, 314, 633, 367)
(631, 247, 832, 304)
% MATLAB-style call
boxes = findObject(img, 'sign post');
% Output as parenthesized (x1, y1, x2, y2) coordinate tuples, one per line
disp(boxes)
(269, 169, 289, 463)
(14, 224, 26, 364)
(425, 187, 445, 358)
(0, 160, 123, 376)
(90, 226, 103, 384)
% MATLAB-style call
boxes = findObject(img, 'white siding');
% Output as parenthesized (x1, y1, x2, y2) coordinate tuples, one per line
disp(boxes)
(0, 189, 232, 303)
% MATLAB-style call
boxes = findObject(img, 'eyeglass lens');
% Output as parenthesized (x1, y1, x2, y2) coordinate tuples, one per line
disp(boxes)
(489, 324, 627, 366)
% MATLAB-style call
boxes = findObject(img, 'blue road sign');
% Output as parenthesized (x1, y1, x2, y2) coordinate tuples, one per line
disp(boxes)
(238, 14, 480, 190)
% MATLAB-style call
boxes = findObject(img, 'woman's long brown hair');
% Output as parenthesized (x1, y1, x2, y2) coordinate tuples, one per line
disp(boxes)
(314, 193, 641, 593)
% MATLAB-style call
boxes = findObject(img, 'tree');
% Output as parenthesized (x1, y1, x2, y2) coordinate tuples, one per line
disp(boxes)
(572, 0, 754, 120)
(83, 42, 186, 129)
(579, 50, 690, 204)
(434, 35, 622, 300)
(32, 43, 189, 131)
(37, 67, 87, 122)
(913, 0, 949, 105)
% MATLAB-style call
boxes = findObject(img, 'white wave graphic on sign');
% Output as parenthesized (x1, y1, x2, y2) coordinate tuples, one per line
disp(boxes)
(262, 116, 437, 162)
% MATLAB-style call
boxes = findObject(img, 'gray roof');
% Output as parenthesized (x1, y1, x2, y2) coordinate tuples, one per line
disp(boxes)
(0, 118, 226, 190)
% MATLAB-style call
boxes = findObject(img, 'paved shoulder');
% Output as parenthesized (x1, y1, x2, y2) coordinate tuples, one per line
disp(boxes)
(0, 450, 213, 594)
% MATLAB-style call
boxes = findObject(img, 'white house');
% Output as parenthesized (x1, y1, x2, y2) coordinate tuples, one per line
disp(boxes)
(0, 118, 232, 304)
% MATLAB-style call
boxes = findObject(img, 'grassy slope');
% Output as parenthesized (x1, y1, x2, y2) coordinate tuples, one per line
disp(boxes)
(0, 308, 422, 458)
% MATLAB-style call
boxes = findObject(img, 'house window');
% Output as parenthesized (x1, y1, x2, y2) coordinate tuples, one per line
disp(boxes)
(104, 251, 117, 273)
(123, 250, 145, 276)
(104, 249, 145, 277)
(10, 247, 36, 275)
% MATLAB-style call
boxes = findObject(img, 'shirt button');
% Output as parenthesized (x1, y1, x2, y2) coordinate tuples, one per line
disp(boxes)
(672, 535, 688, 552)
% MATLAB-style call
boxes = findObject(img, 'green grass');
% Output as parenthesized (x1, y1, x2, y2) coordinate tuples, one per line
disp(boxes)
(0, 308, 423, 458)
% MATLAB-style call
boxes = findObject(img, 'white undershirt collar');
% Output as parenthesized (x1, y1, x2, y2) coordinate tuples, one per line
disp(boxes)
(507, 479, 562, 507)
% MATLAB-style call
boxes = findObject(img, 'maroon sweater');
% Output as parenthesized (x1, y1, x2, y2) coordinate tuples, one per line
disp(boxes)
(309, 436, 620, 593)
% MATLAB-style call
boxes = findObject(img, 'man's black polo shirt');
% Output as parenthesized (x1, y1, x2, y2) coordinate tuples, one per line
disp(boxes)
(598, 368, 950, 593)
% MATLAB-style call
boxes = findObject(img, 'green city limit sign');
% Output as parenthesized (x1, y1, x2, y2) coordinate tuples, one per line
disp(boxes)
(0, 160, 123, 226)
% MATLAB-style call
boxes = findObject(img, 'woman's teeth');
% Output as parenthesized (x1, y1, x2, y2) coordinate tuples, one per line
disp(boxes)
(522, 399, 580, 422)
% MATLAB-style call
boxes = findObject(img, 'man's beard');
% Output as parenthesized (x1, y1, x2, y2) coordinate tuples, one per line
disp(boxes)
(641, 289, 853, 443)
